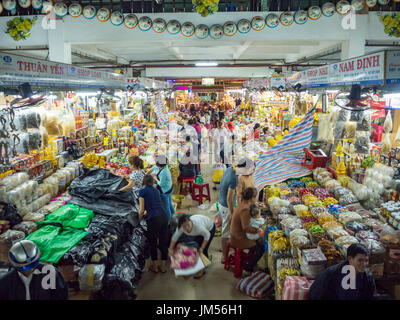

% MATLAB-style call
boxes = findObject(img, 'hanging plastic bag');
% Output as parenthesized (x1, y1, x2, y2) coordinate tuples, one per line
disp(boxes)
(317, 114, 330, 141)
(384, 111, 393, 133)
(382, 134, 392, 155)
(355, 131, 370, 154)
(45, 111, 63, 136)
(334, 122, 345, 141)
(344, 122, 357, 139)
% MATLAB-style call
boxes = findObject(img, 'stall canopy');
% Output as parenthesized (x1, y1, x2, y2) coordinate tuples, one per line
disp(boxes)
(254, 107, 315, 191)
(0, 52, 125, 90)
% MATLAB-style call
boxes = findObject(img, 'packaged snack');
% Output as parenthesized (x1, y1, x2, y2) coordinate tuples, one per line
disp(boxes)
(12, 221, 37, 235)
(355, 230, 379, 241)
(22, 212, 45, 222)
(383, 111, 393, 133)
(344, 122, 357, 139)
(302, 248, 327, 265)
(345, 221, 370, 235)
(327, 226, 349, 240)
(339, 212, 362, 225)
(360, 239, 386, 264)
(335, 235, 359, 249)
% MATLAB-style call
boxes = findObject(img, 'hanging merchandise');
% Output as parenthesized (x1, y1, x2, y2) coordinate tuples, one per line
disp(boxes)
(383, 111, 393, 133)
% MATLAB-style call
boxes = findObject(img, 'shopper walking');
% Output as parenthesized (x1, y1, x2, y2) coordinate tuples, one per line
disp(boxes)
(230, 187, 265, 277)
(150, 155, 175, 221)
(0, 240, 68, 300)
(138, 174, 169, 273)
(309, 243, 377, 300)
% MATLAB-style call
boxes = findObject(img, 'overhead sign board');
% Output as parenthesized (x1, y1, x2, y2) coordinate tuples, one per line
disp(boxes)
(202, 78, 215, 85)
(386, 51, 400, 85)
(0, 52, 125, 89)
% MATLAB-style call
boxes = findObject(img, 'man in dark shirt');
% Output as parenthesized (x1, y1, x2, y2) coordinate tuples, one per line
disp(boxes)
(0, 240, 68, 300)
(309, 243, 376, 300)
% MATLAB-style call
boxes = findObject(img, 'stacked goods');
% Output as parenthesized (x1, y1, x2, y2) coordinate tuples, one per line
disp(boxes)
(300, 248, 327, 279)
(264, 163, 400, 291)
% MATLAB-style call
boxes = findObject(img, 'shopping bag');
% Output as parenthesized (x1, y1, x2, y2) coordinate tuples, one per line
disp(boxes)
(236, 271, 274, 299)
(281, 276, 314, 300)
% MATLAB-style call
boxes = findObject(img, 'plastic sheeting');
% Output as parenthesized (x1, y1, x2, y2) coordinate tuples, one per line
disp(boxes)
(68, 168, 139, 227)
(0, 202, 22, 227)
(95, 220, 149, 300)
(59, 214, 134, 267)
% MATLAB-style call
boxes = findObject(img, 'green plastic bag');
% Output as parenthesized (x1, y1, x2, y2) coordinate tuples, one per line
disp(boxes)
(195, 174, 203, 185)
(26, 225, 88, 263)
(39, 204, 94, 229)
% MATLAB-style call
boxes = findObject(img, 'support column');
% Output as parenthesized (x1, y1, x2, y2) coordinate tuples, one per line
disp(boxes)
(341, 13, 367, 60)
(47, 19, 71, 64)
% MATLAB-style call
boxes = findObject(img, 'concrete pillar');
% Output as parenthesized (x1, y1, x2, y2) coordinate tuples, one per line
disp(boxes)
(341, 13, 367, 60)
(47, 19, 71, 64)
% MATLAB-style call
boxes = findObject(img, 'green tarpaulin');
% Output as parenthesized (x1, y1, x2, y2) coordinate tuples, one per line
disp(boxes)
(25, 204, 94, 263)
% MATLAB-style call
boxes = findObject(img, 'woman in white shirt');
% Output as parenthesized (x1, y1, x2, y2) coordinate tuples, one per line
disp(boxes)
(169, 214, 216, 259)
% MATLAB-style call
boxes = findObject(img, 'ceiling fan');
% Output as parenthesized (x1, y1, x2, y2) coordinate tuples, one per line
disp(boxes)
(333, 84, 374, 112)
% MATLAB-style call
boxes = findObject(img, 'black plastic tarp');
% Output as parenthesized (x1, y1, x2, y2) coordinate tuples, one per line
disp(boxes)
(94, 220, 149, 300)
(59, 214, 134, 267)
(68, 168, 139, 227)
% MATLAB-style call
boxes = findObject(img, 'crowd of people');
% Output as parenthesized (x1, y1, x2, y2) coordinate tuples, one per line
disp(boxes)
(0, 100, 379, 300)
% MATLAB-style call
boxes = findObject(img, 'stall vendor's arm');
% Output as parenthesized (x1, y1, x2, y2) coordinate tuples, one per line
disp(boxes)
(169, 228, 184, 255)
(119, 179, 135, 191)
(240, 209, 258, 234)
(197, 226, 211, 254)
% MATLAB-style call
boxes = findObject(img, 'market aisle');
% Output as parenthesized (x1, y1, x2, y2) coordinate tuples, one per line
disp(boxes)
(136, 158, 253, 300)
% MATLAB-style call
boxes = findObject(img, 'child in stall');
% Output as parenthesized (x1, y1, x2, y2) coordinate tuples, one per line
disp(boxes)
(246, 204, 265, 241)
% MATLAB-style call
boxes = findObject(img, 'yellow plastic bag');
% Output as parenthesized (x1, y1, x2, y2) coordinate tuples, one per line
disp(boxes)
(212, 169, 224, 183)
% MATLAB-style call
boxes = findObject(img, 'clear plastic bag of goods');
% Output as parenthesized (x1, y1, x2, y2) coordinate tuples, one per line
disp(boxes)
(324, 180, 341, 192)
(22, 211, 45, 222)
(382, 134, 392, 155)
(18, 204, 31, 217)
(335, 235, 359, 249)
(300, 263, 325, 280)
(311, 206, 329, 217)
(26, 110, 41, 129)
(337, 109, 349, 122)
(290, 229, 309, 241)
(277, 207, 292, 215)
(356, 230, 379, 241)
(360, 239, 386, 264)
(281, 217, 302, 232)
(44, 111, 63, 136)
(334, 121, 345, 140)
(317, 114, 330, 141)
(60, 109, 76, 137)
(40, 126, 49, 148)
(12, 221, 37, 235)
(383, 111, 393, 133)
(41, 201, 63, 214)
(291, 236, 311, 249)
(339, 212, 362, 225)
(15, 132, 30, 154)
(327, 226, 349, 240)
(345, 221, 370, 234)
(362, 218, 384, 233)
(0, 230, 25, 261)
(339, 193, 358, 206)
(0, 172, 29, 194)
(28, 130, 42, 151)
(355, 131, 370, 154)
(344, 122, 357, 139)
(107, 117, 123, 135)
(357, 112, 371, 132)
(78, 264, 106, 292)
(15, 111, 28, 131)
(349, 111, 360, 122)
(293, 205, 309, 217)
(322, 221, 343, 231)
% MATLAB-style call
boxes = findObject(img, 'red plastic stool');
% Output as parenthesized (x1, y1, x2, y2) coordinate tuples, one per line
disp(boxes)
(179, 176, 196, 195)
(224, 243, 253, 278)
(302, 148, 328, 170)
(192, 183, 211, 205)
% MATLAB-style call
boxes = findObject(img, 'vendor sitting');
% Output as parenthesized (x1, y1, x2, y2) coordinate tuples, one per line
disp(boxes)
(309, 243, 377, 300)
